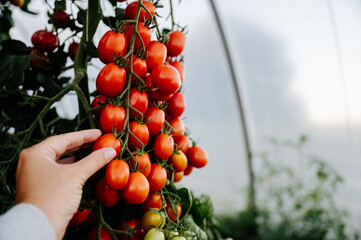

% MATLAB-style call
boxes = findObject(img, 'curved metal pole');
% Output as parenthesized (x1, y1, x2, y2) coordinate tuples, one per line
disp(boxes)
(208, 0, 255, 209)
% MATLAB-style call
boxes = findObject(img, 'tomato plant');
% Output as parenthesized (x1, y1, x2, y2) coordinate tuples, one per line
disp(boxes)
(119, 219, 145, 240)
(144, 106, 165, 136)
(96, 63, 127, 98)
(68, 42, 79, 61)
(129, 153, 151, 177)
(146, 41, 167, 72)
(97, 30, 128, 64)
(147, 163, 167, 193)
(142, 193, 165, 212)
(129, 88, 149, 119)
(141, 210, 166, 232)
(166, 92, 186, 118)
(125, 0, 156, 23)
(187, 146, 208, 168)
(154, 133, 174, 159)
(151, 64, 181, 96)
(122, 172, 150, 204)
(166, 31, 186, 57)
(92, 133, 122, 155)
(90, 95, 108, 118)
(68, 208, 91, 228)
(99, 104, 126, 134)
(105, 159, 130, 190)
(128, 121, 149, 150)
(96, 178, 122, 207)
(170, 151, 188, 172)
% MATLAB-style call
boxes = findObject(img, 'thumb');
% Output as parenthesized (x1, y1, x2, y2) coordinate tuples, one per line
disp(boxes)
(74, 147, 116, 182)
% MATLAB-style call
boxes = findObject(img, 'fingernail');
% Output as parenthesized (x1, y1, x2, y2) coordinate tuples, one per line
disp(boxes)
(103, 148, 116, 161)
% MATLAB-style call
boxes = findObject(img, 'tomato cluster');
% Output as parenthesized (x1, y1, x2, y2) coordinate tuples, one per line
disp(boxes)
(67, 1, 208, 239)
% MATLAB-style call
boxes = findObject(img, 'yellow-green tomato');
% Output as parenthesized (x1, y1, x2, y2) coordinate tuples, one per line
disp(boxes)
(141, 210, 166, 232)
(144, 228, 165, 240)
(170, 237, 186, 240)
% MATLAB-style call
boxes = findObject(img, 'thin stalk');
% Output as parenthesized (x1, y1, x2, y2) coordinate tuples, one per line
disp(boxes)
(208, 0, 255, 210)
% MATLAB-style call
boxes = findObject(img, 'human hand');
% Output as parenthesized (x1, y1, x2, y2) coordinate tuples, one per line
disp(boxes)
(15, 129, 116, 240)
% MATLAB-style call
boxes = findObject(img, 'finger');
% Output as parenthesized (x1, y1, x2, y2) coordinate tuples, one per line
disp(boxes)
(62, 142, 94, 156)
(35, 129, 102, 160)
(57, 156, 77, 164)
(74, 148, 116, 182)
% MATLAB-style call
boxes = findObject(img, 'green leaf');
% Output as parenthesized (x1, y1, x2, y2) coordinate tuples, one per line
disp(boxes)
(77, 9, 87, 26)
(182, 215, 208, 240)
(85, 41, 98, 58)
(115, 8, 125, 20)
(54, 0, 66, 10)
(177, 188, 192, 219)
(108, 0, 117, 7)
(1, 40, 32, 55)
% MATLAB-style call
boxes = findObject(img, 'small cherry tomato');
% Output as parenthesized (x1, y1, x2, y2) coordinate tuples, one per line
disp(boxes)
(166, 203, 182, 222)
(166, 92, 186, 118)
(127, 56, 147, 87)
(187, 146, 208, 168)
(68, 42, 79, 61)
(147, 163, 167, 193)
(173, 171, 184, 182)
(129, 88, 148, 119)
(31, 30, 46, 47)
(92, 133, 122, 156)
(36, 31, 58, 53)
(142, 193, 165, 212)
(129, 153, 151, 177)
(68, 208, 91, 228)
(183, 165, 193, 176)
(125, 1, 156, 23)
(122, 172, 150, 204)
(144, 106, 165, 136)
(82, 211, 97, 228)
(29, 50, 48, 68)
(105, 159, 130, 190)
(99, 104, 126, 134)
(166, 31, 186, 57)
(119, 219, 145, 240)
(123, 22, 151, 51)
(169, 61, 184, 83)
(98, 30, 128, 64)
(144, 228, 165, 240)
(151, 64, 181, 96)
(170, 151, 187, 172)
(96, 178, 122, 207)
(174, 135, 190, 155)
(51, 9, 71, 29)
(128, 121, 149, 150)
(169, 117, 185, 139)
(87, 226, 113, 240)
(96, 63, 126, 98)
(146, 41, 167, 72)
(141, 210, 166, 232)
(90, 95, 108, 118)
(154, 133, 174, 159)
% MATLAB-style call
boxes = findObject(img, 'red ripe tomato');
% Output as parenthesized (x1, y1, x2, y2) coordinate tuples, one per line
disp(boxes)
(173, 171, 184, 182)
(119, 219, 145, 240)
(51, 10, 71, 29)
(105, 159, 130, 190)
(184, 165, 193, 176)
(129, 88, 148, 119)
(29, 50, 48, 68)
(154, 133, 174, 159)
(96, 63, 126, 98)
(187, 146, 208, 168)
(151, 64, 181, 96)
(166, 204, 182, 222)
(123, 22, 151, 51)
(99, 104, 126, 134)
(142, 193, 164, 212)
(146, 41, 167, 72)
(129, 153, 151, 177)
(98, 30, 128, 64)
(125, 1, 155, 23)
(166, 31, 186, 57)
(128, 56, 147, 87)
(96, 178, 122, 207)
(144, 74, 152, 89)
(166, 92, 186, 118)
(169, 117, 185, 139)
(68, 208, 91, 228)
(92, 133, 122, 156)
(174, 135, 190, 154)
(148, 163, 167, 193)
(31, 30, 46, 47)
(36, 31, 58, 53)
(122, 172, 150, 204)
(169, 61, 184, 83)
(91, 95, 108, 118)
(87, 226, 113, 240)
(82, 211, 97, 227)
(128, 121, 149, 150)
(68, 42, 79, 61)
(148, 89, 174, 101)
(144, 106, 165, 136)
(170, 151, 187, 172)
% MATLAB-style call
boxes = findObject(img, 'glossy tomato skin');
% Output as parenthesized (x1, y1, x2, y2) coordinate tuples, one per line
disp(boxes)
(68, 208, 91, 228)
(151, 64, 181, 96)
(166, 204, 182, 222)
(166, 31, 186, 57)
(122, 172, 150, 204)
(68, 42, 79, 61)
(96, 178, 122, 207)
(96, 63, 126, 98)
(183, 165, 193, 176)
(169, 117, 185, 140)
(128, 121, 149, 150)
(105, 159, 130, 190)
(29, 50, 48, 68)
(166, 92, 186, 118)
(87, 226, 113, 240)
(36, 31, 58, 53)
(92, 133, 122, 156)
(98, 30, 128, 64)
(173, 171, 184, 182)
(144, 106, 165, 136)
(31, 30, 46, 47)
(154, 133, 174, 159)
(169, 61, 184, 83)
(128, 56, 147, 87)
(123, 22, 151, 51)
(187, 146, 208, 168)
(129, 88, 148, 119)
(142, 193, 164, 212)
(147, 163, 167, 193)
(125, 1, 155, 23)
(119, 219, 145, 240)
(146, 41, 167, 72)
(174, 135, 190, 154)
(141, 210, 166, 232)
(91, 95, 108, 118)
(129, 153, 151, 177)
(144, 228, 165, 240)
(170, 151, 187, 172)
(51, 10, 71, 29)
(99, 104, 126, 134)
